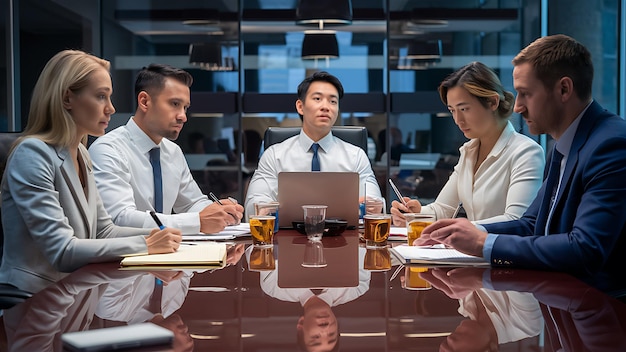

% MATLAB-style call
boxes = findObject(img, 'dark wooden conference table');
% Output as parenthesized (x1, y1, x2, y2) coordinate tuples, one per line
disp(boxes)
(3, 230, 626, 351)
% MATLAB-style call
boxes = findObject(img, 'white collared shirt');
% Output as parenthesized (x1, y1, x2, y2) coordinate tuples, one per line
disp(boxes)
(244, 130, 382, 218)
(89, 117, 212, 234)
(423, 122, 545, 223)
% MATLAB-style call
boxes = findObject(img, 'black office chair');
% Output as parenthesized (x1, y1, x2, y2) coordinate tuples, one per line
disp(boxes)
(263, 126, 369, 155)
(0, 132, 33, 310)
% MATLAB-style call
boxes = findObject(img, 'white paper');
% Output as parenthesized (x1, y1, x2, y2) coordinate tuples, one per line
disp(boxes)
(388, 226, 408, 241)
(182, 223, 251, 241)
(391, 244, 489, 266)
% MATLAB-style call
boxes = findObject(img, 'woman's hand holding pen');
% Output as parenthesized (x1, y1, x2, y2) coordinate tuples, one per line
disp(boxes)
(145, 227, 183, 254)
(199, 202, 244, 234)
(390, 197, 422, 226)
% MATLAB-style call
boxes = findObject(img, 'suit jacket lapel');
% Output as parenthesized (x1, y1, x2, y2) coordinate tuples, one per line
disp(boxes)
(57, 146, 91, 232)
(553, 101, 602, 213)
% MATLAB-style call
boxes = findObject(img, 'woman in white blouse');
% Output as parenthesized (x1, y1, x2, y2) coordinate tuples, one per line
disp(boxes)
(391, 61, 545, 226)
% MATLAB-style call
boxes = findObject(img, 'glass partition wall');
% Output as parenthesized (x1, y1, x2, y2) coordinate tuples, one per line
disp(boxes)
(2, 0, 623, 208)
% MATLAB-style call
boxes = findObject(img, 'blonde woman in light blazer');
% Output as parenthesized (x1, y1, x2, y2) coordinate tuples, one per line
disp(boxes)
(0, 50, 182, 294)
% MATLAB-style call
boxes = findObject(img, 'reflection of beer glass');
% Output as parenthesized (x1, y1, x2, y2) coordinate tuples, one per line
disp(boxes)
(249, 246, 276, 271)
(254, 202, 280, 233)
(363, 214, 391, 248)
(302, 240, 327, 268)
(249, 215, 275, 247)
(363, 248, 391, 271)
(402, 267, 432, 290)
(405, 213, 436, 246)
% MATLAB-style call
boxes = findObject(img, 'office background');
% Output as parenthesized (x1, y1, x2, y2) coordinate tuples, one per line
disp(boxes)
(1, 0, 624, 204)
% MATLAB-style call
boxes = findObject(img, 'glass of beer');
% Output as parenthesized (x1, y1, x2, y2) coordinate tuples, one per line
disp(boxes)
(255, 202, 280, 233)
(249, 215, 275, 247)
(363, 248, 391, 271)
(405, 213, 436, 246)
(248, 246, 276, 271)
(401, 266, 432, 290)
(363, 214, 391, 248)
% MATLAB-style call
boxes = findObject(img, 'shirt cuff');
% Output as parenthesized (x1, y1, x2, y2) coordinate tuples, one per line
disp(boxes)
(482, 233, 498, 263)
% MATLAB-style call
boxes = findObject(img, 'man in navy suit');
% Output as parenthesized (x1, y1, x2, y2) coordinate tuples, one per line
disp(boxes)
(416, 34, 626, 289)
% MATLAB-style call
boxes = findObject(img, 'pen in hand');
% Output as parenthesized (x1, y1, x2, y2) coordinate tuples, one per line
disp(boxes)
(209, 192, 223, 205)
(149, 210, 165, 230)
(209, 192, 239, 225)
(452, 202, 463, 218)
(388, 178, 409, 209)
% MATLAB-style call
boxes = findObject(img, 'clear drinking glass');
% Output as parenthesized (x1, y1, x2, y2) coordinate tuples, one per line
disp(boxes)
(302, 205, 327, 241)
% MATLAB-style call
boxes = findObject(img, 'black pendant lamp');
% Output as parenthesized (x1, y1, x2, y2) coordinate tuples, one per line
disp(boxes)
(301, 32, 339, 59)
(189, 43, 234, 71)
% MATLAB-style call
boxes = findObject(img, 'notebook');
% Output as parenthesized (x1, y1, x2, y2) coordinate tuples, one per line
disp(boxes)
(120, 242, 227, 269)
(277, 171, 360, 228)
(390, 244, 489, 266)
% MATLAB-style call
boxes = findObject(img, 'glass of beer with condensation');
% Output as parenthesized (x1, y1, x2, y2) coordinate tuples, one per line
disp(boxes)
(249, 215, 275, 247)
(405, 213, 436, 246)
(363, 214, 391, 248)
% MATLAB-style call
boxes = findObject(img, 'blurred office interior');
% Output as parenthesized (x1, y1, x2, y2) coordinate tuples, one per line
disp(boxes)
(1, 0, 623, 205)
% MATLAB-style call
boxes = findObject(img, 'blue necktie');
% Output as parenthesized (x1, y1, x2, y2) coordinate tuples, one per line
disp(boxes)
(311, 143, 321, 171)
(149, 148, 163, 213)
(537, 148, 563, 235)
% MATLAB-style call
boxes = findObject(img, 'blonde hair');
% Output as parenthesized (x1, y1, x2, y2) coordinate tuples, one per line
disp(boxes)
(22, 49, 111, 147)
(438, 61, 514, 119)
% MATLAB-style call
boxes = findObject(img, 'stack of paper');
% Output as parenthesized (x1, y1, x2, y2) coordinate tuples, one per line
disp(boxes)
(390, 244, 489, 266)
(182, 223, 251, 241)
(120, 243, 227, 269)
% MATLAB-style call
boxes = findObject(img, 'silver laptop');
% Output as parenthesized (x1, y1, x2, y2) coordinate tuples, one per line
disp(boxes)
(277, 172, 360, 229)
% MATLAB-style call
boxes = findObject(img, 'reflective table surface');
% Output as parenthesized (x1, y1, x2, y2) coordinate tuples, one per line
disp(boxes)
(3, 230, 626, 351)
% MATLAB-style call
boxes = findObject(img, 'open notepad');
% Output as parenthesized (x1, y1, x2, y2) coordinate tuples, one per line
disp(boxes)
(120, 243, 227, 269)
(390, 244, 489, 266)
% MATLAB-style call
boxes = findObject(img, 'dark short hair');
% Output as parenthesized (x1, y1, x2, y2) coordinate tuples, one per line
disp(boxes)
(134, 63, 193, 98)
(512, 34, 593, 101)
(297, 71, 344, 101)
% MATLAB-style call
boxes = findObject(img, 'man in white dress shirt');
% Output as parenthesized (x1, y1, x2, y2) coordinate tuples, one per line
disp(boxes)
(89, 64, 243, 234)
(244, 71, 381, 218)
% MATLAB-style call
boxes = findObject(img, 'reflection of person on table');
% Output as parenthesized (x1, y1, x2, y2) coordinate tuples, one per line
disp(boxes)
(93, 269, 193, 351)
(420, 267, 542, 352)
(0, 50, 181, 295)
(391, 61, 544, 226)
(429, 267, 626, 351)
(96, 243, 245, 323)
(244, 71, 382, 219)
(257, 247, 371, 352)
(2, 263, 159, 351)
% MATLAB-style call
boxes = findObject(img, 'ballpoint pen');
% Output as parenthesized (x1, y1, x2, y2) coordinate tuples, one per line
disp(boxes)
(210, 192, 239, 225)
(149, 210, 165, 230)
(452, 202, 463, 218)
(388, 178, 409, 208)
(209, 192, 223, 205)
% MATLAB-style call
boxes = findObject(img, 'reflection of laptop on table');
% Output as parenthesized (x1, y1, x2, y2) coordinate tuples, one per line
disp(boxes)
(277, 172, 359, 229)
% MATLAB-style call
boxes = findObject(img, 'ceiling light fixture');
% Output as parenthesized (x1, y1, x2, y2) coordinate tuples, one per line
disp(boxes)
(301, 31, 339, 68)
(188, 43, 235, 71)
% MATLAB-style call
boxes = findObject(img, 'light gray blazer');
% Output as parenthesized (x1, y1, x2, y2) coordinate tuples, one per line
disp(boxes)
(0, 137, 148, 293)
